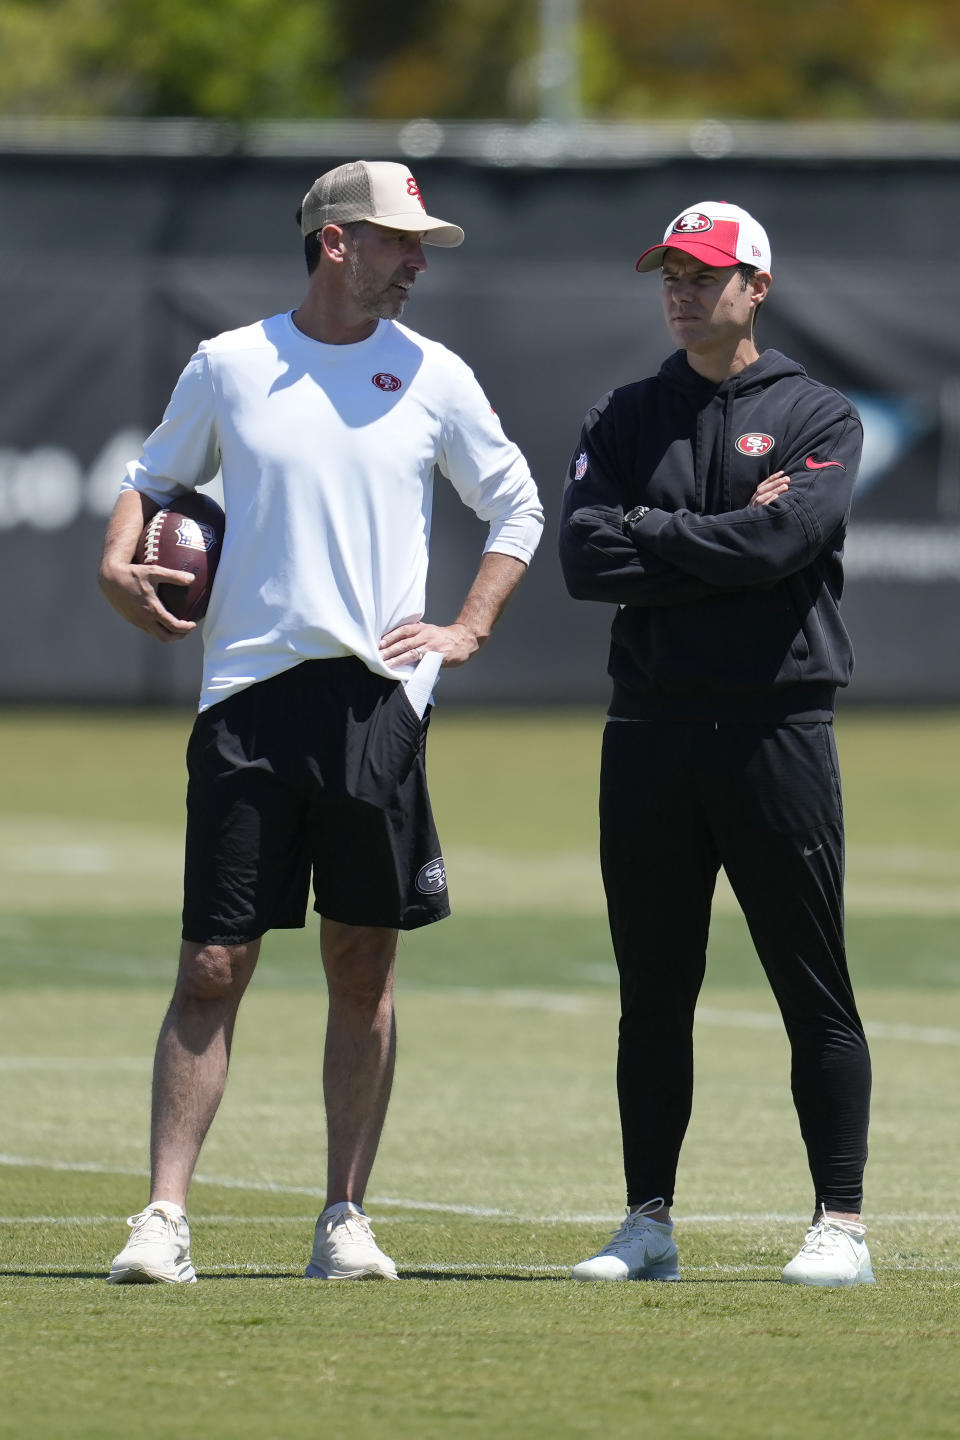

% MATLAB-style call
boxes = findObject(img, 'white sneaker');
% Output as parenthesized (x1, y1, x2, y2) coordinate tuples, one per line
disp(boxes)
(781, 1209, 876, 1287)
(571, 1201, 680, 1282)
(107, 1203, 197, 1284)
(304, 1202, 398, 1280)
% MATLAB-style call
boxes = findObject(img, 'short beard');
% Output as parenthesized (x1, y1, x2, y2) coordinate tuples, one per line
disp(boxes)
(346, 249, 407, 320)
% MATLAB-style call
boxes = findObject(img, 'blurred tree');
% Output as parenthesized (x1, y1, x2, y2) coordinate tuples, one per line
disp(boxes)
(1, 0, 959, 121)
(0, 0, 341, 118)
(335, 0, 535, 119)
(580, 0, 960, 120)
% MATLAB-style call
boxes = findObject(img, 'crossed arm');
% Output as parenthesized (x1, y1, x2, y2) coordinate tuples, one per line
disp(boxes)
(560, 467, 792, 608)
(560, 402, 860, 607)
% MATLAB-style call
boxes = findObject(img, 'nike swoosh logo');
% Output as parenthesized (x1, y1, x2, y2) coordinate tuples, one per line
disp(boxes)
(805, 457, 845, 471)
(802, 843, 824, 856)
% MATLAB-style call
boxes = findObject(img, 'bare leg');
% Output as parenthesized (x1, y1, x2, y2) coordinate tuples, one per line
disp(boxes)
(320, 919, 398, 1209)
(149, 939, 261, 1208)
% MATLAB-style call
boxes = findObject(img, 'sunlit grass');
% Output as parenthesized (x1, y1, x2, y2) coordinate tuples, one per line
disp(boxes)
(2, 709, 959, 1438)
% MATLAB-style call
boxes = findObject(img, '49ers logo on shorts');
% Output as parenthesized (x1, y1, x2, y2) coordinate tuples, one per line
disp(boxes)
(372, 372, 403, 392)
(673, 212, 714, 234)
(416, 857, 447, 895)
(735, 432, 775, 456)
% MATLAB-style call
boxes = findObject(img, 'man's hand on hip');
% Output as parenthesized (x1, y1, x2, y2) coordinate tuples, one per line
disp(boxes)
(379, 620, 479, 670)
(380, 552, 527, 671)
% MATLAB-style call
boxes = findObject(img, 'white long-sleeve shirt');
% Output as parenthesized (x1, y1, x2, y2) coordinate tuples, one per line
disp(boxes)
(122, 311, 543, 711)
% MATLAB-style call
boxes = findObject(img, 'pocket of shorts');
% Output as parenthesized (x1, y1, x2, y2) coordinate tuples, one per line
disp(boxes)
(351, 682, 427, 805)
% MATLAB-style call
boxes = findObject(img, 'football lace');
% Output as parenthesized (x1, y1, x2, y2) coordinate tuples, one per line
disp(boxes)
(141, 510, 169, 565)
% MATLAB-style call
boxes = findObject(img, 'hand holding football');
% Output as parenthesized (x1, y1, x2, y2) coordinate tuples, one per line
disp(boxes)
(134, 493, 225, 622)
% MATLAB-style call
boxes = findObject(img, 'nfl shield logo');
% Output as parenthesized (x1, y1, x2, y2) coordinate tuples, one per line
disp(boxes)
(574, 452, 588, 480)
(175, 518, 216, 552)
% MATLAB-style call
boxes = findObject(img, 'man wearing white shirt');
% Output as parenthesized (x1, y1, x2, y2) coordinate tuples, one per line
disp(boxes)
(99, 160, 543, 1285)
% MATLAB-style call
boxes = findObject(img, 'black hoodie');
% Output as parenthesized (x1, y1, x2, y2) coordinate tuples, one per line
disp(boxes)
(559, 348, 862, 722)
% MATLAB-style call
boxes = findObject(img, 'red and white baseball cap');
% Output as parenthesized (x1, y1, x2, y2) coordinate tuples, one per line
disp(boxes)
(636, 201, 771, 274)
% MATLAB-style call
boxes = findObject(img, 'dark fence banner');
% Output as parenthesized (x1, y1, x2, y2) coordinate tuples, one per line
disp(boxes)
(1, 149, 958, 705)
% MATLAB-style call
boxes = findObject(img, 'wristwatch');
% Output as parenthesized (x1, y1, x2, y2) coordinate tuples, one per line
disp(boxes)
(622, 504, 651, 531)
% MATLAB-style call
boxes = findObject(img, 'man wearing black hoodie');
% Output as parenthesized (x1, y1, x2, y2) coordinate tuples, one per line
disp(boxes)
(559, 201, 873, 1287)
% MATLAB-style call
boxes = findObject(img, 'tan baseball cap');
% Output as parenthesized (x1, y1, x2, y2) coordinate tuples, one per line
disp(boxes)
(300, 160, 464, 247)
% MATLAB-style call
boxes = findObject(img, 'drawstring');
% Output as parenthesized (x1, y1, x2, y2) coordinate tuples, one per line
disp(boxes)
(721, 383, 736, 510)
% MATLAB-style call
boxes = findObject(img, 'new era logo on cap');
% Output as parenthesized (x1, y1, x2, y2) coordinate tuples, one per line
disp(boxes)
(636, 201, 772, 274)
(300, 160, 464, 247)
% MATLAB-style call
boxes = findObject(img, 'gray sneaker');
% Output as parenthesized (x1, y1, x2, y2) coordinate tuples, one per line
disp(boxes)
(304, 1202, 398, 1280)
(107, 1203, 197, 1284)
(571, 1202, 680, 1282)
(781, 1209, 876, 1287)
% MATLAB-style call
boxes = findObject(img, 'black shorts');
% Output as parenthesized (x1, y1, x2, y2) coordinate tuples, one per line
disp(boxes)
(182, 658, 450, 943)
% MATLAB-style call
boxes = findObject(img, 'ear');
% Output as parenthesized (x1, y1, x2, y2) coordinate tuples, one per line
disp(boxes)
(750, 270, 772, 307)
(319, 224, 348, 263)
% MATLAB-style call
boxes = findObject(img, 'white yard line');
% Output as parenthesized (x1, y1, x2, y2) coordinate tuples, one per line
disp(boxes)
(0, 1214, 322, 1225)
(2, 1003, 959, 1067)
(1, 1158, 960, 1227)
(698, 1008, 960, 1047)
(452, 991, 960, 1046)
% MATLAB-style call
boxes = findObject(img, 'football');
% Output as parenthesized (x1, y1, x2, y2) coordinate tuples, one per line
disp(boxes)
(134, 492, 225, 622)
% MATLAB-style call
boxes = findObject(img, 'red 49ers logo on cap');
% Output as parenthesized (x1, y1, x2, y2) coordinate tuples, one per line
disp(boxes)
(406, 177, 426, 210)
(372, 372, 403, 392)
(735, 432, 775, 456)
(673, 212, 714, 234)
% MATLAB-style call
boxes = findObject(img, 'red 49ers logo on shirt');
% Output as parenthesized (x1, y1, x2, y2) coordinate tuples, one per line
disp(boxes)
(372, 372, 403, 392)
(735, 432, 775, 456)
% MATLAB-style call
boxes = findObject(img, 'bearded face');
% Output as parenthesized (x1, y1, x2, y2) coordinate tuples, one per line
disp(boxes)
(345, 224, 426, 320)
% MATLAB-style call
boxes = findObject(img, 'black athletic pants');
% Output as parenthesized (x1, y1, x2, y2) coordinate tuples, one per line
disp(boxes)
(599, 719, 871, 1214)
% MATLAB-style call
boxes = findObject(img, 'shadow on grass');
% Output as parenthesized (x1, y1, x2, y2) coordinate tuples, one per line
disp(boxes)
(1, 1269, 127, 1280)
(401, 1270, 568, 1282)
(399, 1271, 783, 1285)
(0, 1272, 574, 1285)
(0, 1269, 296, 1281)
(1, 1268, 785, 1285)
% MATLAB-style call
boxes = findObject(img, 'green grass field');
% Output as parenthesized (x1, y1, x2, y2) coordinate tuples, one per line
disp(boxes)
(2, 707, 959, 1438)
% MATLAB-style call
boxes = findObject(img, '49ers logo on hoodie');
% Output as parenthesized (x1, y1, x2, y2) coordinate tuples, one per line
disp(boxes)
(735, 432, 775, 456)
